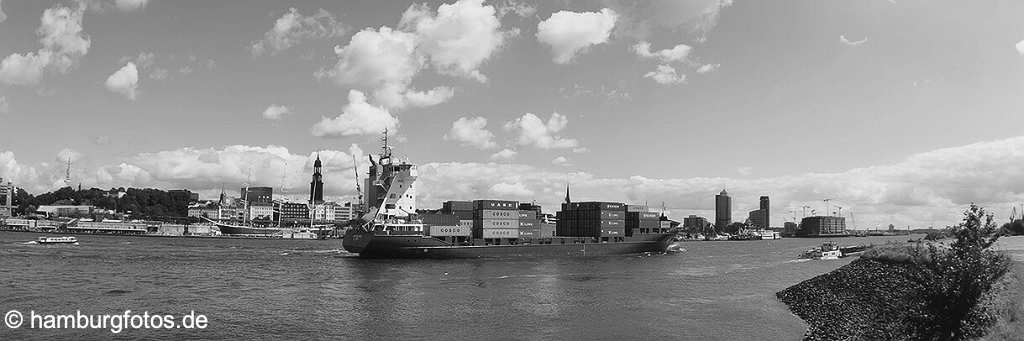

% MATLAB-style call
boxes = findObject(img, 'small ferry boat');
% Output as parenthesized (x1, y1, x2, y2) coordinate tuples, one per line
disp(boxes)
(37, 236, 78, 244)
(799, 241, 842, 260)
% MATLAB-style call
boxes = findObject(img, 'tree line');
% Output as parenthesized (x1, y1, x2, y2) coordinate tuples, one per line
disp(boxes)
(9, 186, 193, 220)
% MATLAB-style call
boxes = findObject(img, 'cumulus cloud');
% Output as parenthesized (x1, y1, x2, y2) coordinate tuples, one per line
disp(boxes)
(400, 0, 509, 82)
(490, 182, 533, 197)
(0, 3, 90, 86)
(696, 63, 720, 74)
(489, 148, 517, 162)
(839, 35, 868, 46)
(312, 90, 398, 137)
(251, 8, 346, 56)
(444, 116, 497, 149)
(631, 41, 691, 63)
(643, 64, 685, 85)
(262, 104, 292, 120)
(1016, 40, 1024, 56)
(536, 8, 618, 64)
(0, 0, 6, 23)
(105, 62, 139, 100)
(552, 156, 569, 166)
(318, 0, 508, 108)
(496, 0, 536, 18)
(504, 113, 579, 149)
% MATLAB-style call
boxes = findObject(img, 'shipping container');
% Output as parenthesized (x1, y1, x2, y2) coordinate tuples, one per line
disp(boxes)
(473, 200, 518, 211)
(452, 211, 474, 220)
(475, 209, 518, 219)
(572, 202, 625, 211)
(601, 228, 625, 236)
(517, 228, 540, 238)
(518, 210, 537, 220)
(442, 201, 473, 212)
(419, 213, 460, 226)
(625, 204, 648, 213)
(459, 220, 473, 228)
(600, 211, 625, 220)
(539, 223, 556, 238)
(429, 225, 471, 237)
(519, 219, 538, 228)
(482, 228, 518, 239)
(476, 219, 518, 229)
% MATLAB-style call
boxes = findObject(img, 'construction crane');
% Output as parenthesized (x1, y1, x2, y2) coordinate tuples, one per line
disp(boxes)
(801, 205, 811, 218)
(352, 154, 363, 207)
(834, 205, 843, 217)
(823, 199, 832, 217)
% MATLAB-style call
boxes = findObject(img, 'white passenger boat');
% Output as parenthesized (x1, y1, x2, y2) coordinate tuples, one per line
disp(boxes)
(37, 236, 78, 244)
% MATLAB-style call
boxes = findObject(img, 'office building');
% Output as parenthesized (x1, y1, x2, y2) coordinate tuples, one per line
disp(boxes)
(715, 189, 732, 229)
(241, 187, 273, 204)
(760, 196, 770, 229)
(797, 216, 846, 237)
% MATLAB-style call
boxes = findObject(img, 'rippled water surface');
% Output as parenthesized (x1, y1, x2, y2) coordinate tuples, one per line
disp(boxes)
(0, 231, 919, 340)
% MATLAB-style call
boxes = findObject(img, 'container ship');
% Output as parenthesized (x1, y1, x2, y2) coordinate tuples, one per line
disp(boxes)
(342, 132, 678, 258)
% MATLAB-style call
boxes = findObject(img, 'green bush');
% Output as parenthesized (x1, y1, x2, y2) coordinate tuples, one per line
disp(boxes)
(907, 204, 1012, 340)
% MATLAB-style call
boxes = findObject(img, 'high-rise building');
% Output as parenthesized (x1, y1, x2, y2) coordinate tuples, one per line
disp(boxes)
(759, 195, 770, 229)
(309, 154, 324, 205)
(715, 189, 732, 230)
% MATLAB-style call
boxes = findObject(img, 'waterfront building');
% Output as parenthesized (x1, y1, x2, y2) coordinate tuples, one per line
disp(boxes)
(783, 221, 799, 237)
(683, 215, 711, 233)
(797, 216, 847, 237)
(248, 203, 274, 224)
(0, 178, 13, 217)
(278, 202, 310, 225)
(241, 187, 273, 204)
(760, 196, 770, 229)
(333, 202, 355, 222)
(715, 189, 732, 230)
(36, 205, 94, 218)
(748, 209, 767, 229)
(309, 154, 325, 205)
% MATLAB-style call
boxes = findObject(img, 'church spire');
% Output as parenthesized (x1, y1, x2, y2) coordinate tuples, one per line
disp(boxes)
(564, 183, 571, 204)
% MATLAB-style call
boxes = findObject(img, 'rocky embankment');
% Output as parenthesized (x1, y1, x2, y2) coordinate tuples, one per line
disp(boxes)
(777, 258, 930, 340)
(778, 256, 1024, 341)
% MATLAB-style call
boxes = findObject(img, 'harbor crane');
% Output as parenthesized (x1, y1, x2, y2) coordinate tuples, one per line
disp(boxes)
(823, 199, 832, 217)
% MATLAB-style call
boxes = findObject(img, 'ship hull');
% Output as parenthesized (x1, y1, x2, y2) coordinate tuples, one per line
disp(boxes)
(342, 229, 676, 258)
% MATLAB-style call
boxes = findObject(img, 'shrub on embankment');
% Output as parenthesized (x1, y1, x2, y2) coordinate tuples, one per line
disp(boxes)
(778, 205, 1013, 341)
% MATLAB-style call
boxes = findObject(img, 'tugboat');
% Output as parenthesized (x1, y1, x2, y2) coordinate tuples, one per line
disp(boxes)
(37, 236, 78, 244)
(341, 130, 677, 258)
(799, 241, 842, 260)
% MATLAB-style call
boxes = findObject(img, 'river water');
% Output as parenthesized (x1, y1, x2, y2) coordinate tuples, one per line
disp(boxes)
(0, 231, 919, 340)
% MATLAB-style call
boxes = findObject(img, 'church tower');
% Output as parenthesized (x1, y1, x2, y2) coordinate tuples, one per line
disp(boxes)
(309, 154, 325, 204)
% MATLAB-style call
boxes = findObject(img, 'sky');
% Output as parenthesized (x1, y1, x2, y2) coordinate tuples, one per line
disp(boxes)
(2, 0, 1024, 229)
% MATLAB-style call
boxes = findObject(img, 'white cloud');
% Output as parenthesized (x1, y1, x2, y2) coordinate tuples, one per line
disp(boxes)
(1015, 40, 1024, 56)
(0, 3, 90, 86)
(696, 63, 720, 74)
(536, 8, 618, 64)
(631, 41, 691, 63)
(490, 182, 533, 197)
(839, 35, 868, 46)
(114, 0, 148, 12)
(444, 116, 497, 149)
(251, 8, 346, 56)
(311, 90, 398, 137)
(643, 64, 685, 85)
(504, 113, 579, 149)
(0, 0, 7, 23)
(489, 148, 517, 162)
(0, 96, 8, 114)
(497, 0, 536, 18)
(262, 104, 292, 120)
(319, 0, 509, 108)
(105, 62, 139, 100)
(56, 148, 83, 163)
(552, 156, 569, 166)
(399, 0, 509, 82)
(736, 166, 752, 176)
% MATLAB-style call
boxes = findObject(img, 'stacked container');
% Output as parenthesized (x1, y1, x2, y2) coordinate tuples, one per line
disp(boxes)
(556, 202, 626, 237)
(625, 210, 661, 236)
(472, 200, 519, 239)
(518, 209, 541, 239)
(442, 200, 474, 220)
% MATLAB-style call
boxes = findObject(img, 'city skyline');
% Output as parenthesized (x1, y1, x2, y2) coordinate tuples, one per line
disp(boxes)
(3, 0, 1024, 228)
